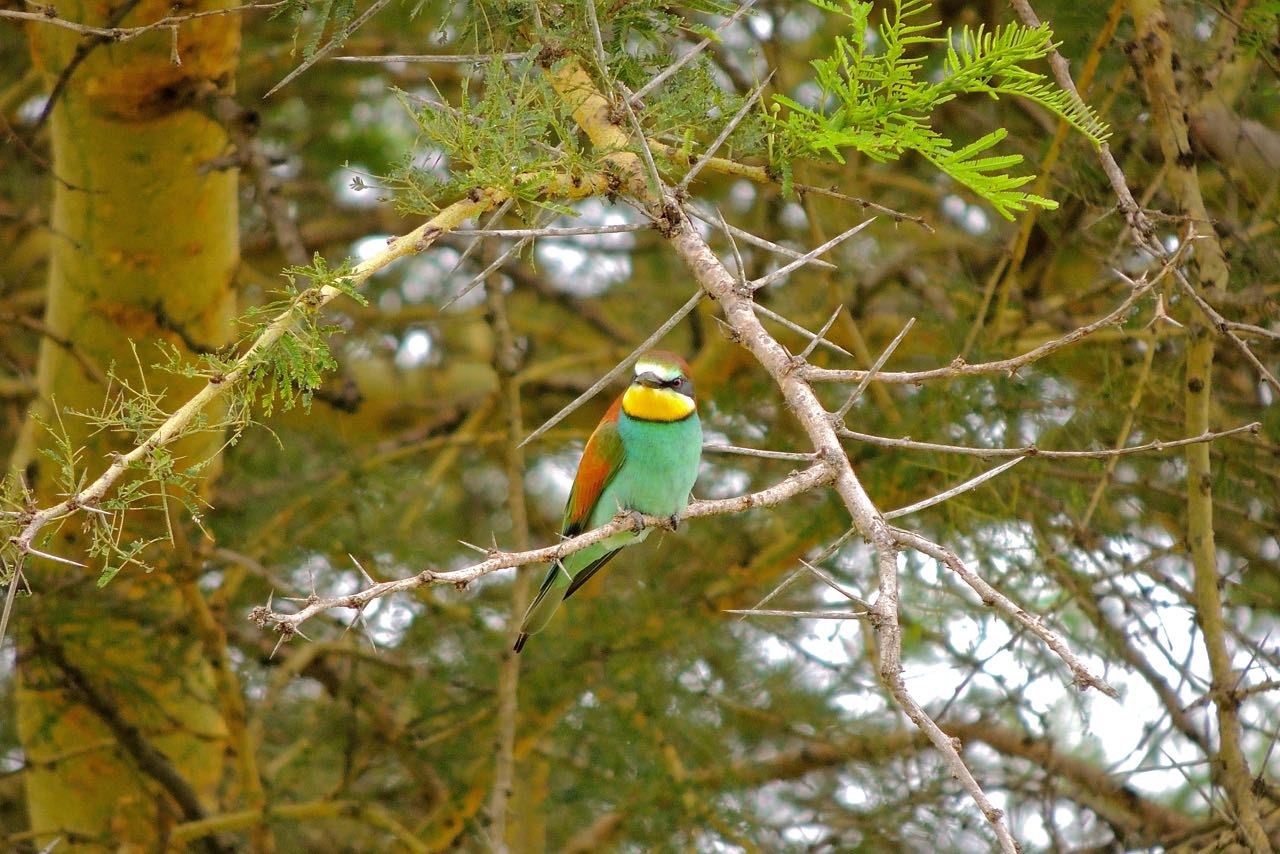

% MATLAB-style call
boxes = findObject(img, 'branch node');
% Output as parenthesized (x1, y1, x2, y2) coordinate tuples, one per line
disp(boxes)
(247, 604, 271, 627)
(415, 226, 441, 250)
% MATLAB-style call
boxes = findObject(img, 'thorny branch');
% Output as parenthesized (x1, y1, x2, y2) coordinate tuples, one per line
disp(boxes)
(543, 56, 1031, 853)
(5, 194, 492, 578)
(242, 41, 1270, 851)
(840, 422, 1260, 459)
(9, 4, 1271, 843)
(0, 1, 285, 41)
(252, 463, 836, 634)
(1009, 0, 1276, 848)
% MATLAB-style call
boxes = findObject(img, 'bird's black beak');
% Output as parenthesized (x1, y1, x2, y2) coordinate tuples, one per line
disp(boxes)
(634, 371, 666, 389)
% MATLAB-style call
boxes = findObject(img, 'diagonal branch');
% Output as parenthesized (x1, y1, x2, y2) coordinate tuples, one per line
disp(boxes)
(517, 289, 704, 448)
(539, 51, 1148, 851)
(2, 191, 504, 601)
(264, 0, 394, 98)
(252, 463, 835, 633)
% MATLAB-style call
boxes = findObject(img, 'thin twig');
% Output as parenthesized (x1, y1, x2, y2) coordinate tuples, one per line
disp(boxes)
(517, 289, 705, 448)
(582, 0, 609, 82)
(440, 235, 535, 310)
(453, 224, 651, 238)
(796, 306, 845, 361)
(749, 219, 875, 290)
(794, 182, 935, 233)
(752, 304, 854, 358)
(331, 52, 525, 63)
(798, 559, 872, 609)
(614, 82, 666, 196)
(891, 527, 1118, 699)
(723, 609, 869, 620)
(31, 0, 145, 130)
(686, 203, 837, 270)
(252, 463, 835, 631)
(0, 560, 23, 655)
(806, 275, 1158, 386)
(627, 0, 760, 105)
(0, 2, 284, 42)
(841, 422, 1260, 459)
(702, 443, 817, 462)
(741, 528, 859, 620)
(1173, 268, 1280, 395)
(442, 197, 517, 291)
(677, 73, 773, 194)
(264, 0, 395, 98)
(883, 457, 1026, 519)
(834, 317, 915, 419)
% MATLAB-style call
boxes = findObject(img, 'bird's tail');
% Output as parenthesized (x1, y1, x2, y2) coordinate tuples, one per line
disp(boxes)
(513, 562, 570, 653)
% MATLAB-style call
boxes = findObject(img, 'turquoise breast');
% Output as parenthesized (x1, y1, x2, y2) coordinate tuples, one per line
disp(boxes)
(588, 410, 702, 528)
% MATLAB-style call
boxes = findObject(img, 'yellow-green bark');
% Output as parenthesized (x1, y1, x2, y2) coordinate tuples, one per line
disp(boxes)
(14, 0, 240, 849)
(1129, 1, 1270, 850)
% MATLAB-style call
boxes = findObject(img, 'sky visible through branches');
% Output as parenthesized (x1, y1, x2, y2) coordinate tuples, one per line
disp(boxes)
(1, 0, 1278, 851)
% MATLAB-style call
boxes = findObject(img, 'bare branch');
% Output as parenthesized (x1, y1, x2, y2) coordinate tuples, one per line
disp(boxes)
(677, 73, 774, 194)
(806, 277, 1157, 386)
(702, 443, 817, 462)
(0, 2, 285, 41)
(252, 463, 835, 632)
(440, 234, 535, 310)
(331, 53, 525, 63)
(1173, 263, 1280, 395)
(883, 457, 1026, 520)
(453, 224, 652, 238)
(840, 422, 1260, 459)
(741, 528, 859, 619)
(796, 305, 845, 361)
(627, 0, 761, 105)
(724, 609, 869, 620)
(752, 304, 854, 358)
(264, 0, 395, 98)
(834, 317, 914, 420)
(686, 203, 837, 270)
(891, 527, 1118, 699)
(749, 219, 875, 291)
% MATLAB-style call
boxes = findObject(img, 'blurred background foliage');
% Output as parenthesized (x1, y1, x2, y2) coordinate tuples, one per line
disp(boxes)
(2, 0, 1279, 851)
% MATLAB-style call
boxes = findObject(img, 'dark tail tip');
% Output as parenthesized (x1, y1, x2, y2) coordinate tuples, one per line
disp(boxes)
(513, 633, 528, 653)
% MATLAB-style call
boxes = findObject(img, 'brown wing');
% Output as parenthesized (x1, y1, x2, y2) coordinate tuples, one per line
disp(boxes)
(562, 395, 626, 537)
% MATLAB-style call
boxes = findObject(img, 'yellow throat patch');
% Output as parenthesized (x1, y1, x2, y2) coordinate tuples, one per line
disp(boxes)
(622, 385, 696, 422)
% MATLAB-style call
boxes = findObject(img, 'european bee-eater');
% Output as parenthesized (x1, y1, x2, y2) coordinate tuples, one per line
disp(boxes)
(514, 350, 702, 652)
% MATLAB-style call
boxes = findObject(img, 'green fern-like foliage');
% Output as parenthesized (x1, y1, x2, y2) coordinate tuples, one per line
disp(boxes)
(392, 55, 594, 215)
(774, 0, 1109, 219)
(271, 0, 359, 60)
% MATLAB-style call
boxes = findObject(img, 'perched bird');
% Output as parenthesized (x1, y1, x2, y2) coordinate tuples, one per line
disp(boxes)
(514, 350, 702, 653)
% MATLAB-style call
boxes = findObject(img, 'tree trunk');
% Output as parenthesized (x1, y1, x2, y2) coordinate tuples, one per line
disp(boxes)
(14, 1, 240, 848)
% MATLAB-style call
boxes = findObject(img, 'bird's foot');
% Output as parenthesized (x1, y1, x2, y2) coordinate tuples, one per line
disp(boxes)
(627, 509, 646, 532)
(663, 513, 681, 532)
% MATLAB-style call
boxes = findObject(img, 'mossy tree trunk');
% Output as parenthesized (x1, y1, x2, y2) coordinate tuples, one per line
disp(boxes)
(14, 1, 240, 849)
